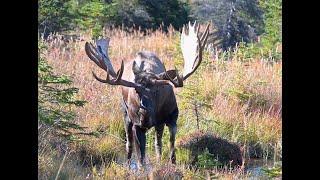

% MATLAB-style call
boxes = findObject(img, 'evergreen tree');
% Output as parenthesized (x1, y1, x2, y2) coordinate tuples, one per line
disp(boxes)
(38, 41, 86, 140)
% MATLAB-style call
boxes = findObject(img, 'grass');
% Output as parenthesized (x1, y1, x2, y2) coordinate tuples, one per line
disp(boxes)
(39, 25, 281, 179)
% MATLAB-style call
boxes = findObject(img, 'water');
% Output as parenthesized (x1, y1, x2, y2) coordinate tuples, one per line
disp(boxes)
(116, 154, 281, 179)
(117, 155, 154, 174)
(245, 158, 281, 179)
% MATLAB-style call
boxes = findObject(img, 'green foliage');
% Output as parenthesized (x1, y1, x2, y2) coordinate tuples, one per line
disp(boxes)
(189, 0, 281, 59)
(176, 148, 192, 165)
(38, 40, 86, 140)
(39, 0, 191, 37)
(76, 0, 117, 38)
(189, 0, 264, 49)
(258, 0, 282, 60)
(259, 0, 282, 44)
(197, 148, 222, 168)
(261, 164, 282, 178)
(38, 0, 116, 38)
(38, 0, 77, 36)
(108, 0, 153, 30)
(138, 0, 190, 30)
(231, 0, 282, 61)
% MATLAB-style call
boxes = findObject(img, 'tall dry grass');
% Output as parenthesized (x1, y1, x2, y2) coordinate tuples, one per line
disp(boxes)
(40, 26, 281, 178)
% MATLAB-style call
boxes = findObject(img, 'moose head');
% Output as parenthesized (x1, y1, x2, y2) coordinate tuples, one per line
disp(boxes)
(84, 22, 210, 169)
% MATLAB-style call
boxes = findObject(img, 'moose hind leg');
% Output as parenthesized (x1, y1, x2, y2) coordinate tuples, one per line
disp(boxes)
(155, 124, 165, 163)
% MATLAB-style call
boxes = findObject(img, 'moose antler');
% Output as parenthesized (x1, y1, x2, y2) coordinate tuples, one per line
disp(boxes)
(163, 21, 210, 87)
(85, 39, 141, 89)
(85, 22, 209, 90)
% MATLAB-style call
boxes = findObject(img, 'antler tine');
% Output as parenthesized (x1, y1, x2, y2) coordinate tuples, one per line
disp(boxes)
(91, 59, 125, 85)
(190, 24, 209, 73)
(91, 59, 141, 89)
(115, 60, 125, 82)
(178, 21, 210, 83)
(91, 66, 120, 85)
(190, 24, 210, 75)
(92, 71, 110, 84)
(85, 38, 142, 89)
(181, 25, 185, 35)
(85, 42, 104, 70)
(200, 23, 210, 48)
(196, 22, 200, 35)
(85, 41, 111, 74)
(188, 21, 192, 29)
(89, 42, 110, 73)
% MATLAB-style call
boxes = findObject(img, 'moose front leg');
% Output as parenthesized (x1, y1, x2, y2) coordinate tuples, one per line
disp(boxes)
(168, 124, 177, 164)
(124, 117, 133, 164)
(167, 108, 178, 164)
(133, 125, 147, 169)
(155, 124, 165, 163)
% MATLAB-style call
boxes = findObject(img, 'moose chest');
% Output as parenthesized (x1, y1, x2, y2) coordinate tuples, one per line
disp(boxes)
(124, 86, 176, 129)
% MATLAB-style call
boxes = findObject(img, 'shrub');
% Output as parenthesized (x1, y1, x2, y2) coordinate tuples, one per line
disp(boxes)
(177, 132, 243, 167)
(197, 148, 223, 168)
(38, 40, 86, 140)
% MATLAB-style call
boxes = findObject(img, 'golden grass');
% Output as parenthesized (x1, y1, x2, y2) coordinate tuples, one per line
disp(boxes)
(40, 26, 281, 178)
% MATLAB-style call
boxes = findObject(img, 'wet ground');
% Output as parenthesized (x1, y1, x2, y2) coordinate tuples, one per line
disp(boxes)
(245, 158, 281, 179)
(117, 155, 281, 179)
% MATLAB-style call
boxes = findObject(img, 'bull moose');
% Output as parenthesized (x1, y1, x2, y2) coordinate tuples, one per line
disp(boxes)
(84, 22, 210, 169)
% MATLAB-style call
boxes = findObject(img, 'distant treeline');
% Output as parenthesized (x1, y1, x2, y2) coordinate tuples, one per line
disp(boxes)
(39, 0, 281, 50)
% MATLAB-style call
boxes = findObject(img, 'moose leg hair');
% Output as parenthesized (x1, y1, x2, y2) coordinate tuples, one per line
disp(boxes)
(167, 108, 178, 164)
(123, 113, 133, 163)
(133, 125, 147, 167)
(155, 124, 165, 163)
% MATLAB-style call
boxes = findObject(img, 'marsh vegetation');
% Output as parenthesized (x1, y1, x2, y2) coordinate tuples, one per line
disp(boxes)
(38, 0, 281, 179)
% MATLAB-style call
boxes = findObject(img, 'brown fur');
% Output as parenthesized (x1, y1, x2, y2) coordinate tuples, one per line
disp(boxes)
(120, 51, 178, 168)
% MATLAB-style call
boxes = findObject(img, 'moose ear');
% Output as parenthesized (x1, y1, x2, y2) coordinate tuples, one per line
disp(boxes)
(132, 61, 142, 75)
(157, 70, 178, 80)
